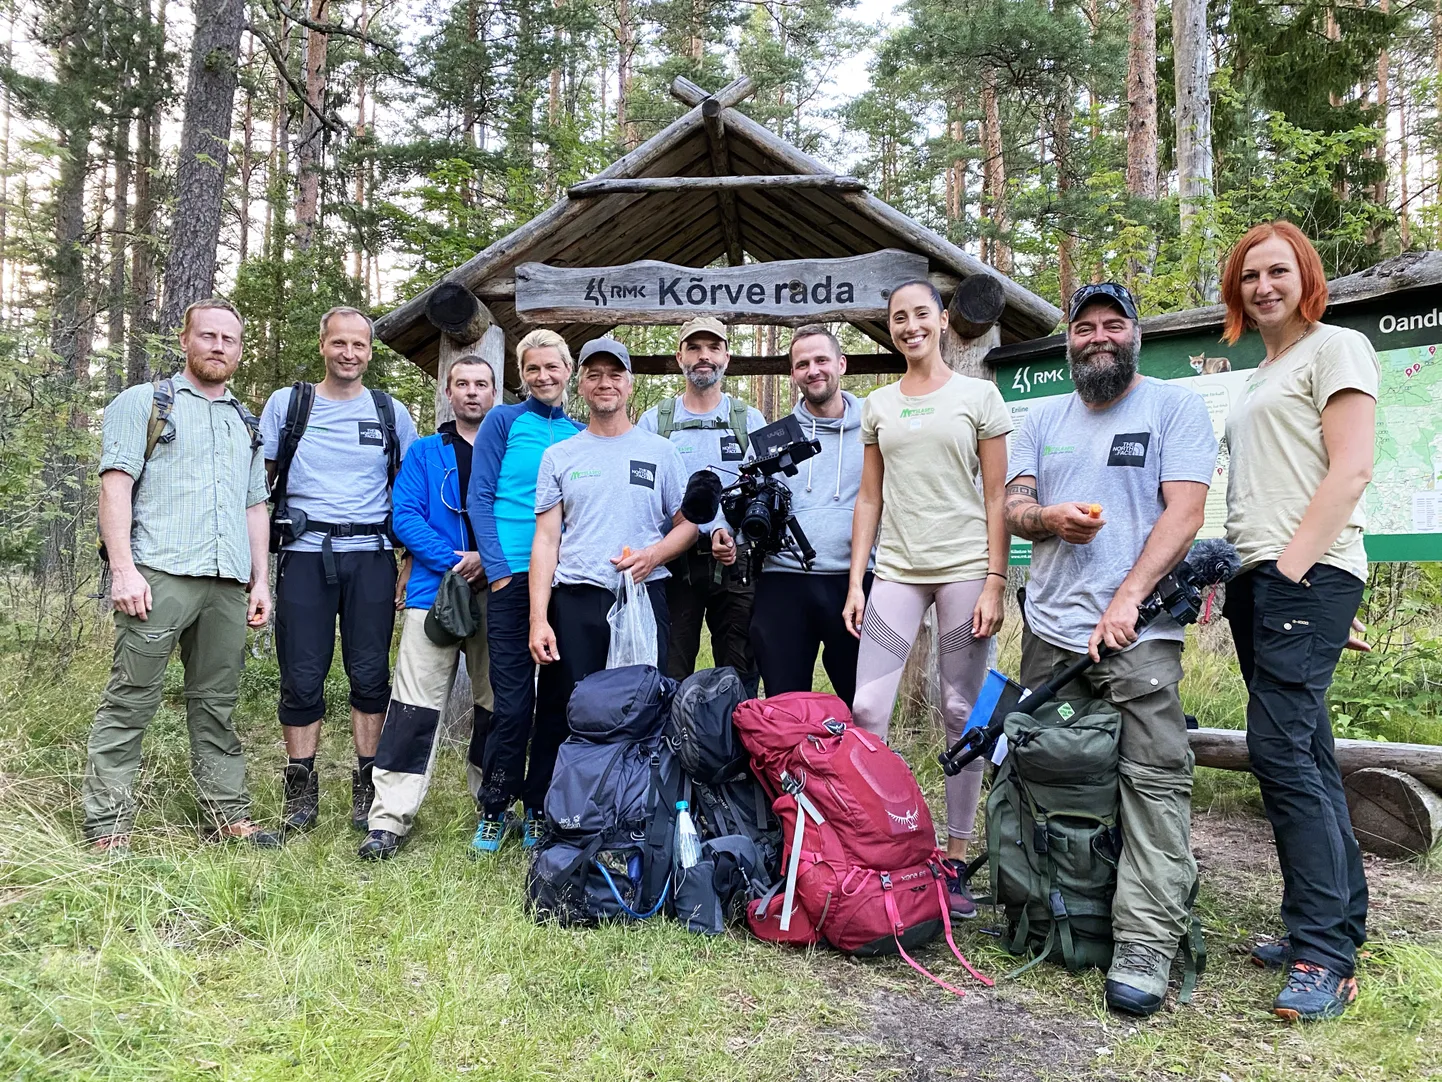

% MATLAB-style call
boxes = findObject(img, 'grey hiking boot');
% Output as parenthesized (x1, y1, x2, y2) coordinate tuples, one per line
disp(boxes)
(282, 764, 319, 832)
(1105, 941, 1173, 1016)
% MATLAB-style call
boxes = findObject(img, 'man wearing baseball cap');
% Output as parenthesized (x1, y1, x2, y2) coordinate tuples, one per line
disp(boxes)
(638, 317, 766, 689)
(528, 339, 696, 811)
(1004, 281, 1219, 1016)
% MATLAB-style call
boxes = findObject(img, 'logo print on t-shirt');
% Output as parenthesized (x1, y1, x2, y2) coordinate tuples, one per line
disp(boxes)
(1108, 431, 1151, 467)
(357, 421, 385, 446)
(629, 460, 657, 489)
(718, 434, 744, 462)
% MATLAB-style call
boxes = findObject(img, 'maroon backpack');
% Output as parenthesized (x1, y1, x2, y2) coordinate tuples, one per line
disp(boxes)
(733, 692, 992, 996)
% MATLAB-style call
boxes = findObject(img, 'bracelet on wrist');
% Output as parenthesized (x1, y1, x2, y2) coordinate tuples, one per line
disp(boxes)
(986, 571, 1007, 580)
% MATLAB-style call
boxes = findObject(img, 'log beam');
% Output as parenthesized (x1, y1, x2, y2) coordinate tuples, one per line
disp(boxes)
(425, 281, 491, 343)
(1190, 727, 1442, 792)
(702, 97, 744, 267)
(567, 174, 867, 198)
(1344, 767, 1442, 858)
(628, 352, 905, 376)
(949, 272, 1006, 339)
(670, 74, 757, 110)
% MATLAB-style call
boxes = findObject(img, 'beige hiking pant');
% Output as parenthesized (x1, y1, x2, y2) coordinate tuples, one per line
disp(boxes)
(368, 606, 492, 836)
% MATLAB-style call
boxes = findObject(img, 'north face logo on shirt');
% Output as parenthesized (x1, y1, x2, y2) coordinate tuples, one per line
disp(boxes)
(1108, 432, 1151, 467)
(357, 421, 385, 446)
(629, 460, 657, 488)
(718, 434, 744, 461)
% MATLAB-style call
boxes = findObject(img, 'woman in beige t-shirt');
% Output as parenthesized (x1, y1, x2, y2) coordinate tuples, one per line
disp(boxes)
(1219, 221, 1378, 1022)
(843, 280, 1011, 919)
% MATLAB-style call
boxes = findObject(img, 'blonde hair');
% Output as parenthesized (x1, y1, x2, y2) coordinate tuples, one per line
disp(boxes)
(180, 298, 244, 336)
(319, 305, 374, 341)
(516, 328, 573, 369)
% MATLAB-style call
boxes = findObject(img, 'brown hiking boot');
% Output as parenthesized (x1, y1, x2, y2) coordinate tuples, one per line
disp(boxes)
(212, 819, 284, 849)
(89, 833, 131, 857)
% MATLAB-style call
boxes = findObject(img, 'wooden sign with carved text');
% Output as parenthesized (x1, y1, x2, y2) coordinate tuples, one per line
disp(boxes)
(513, 250, 930, 326)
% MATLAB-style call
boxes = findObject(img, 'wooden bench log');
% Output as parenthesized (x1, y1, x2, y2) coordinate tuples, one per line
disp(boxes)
(1189, 727, 1442, 792)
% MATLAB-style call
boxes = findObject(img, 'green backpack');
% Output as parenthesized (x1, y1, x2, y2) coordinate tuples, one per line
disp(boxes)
(986, 697, 1123, 974)
(985, 696, 1204, 999)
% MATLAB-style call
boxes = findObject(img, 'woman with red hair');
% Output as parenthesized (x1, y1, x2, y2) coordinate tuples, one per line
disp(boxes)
(1219, 221, 1378, 1023)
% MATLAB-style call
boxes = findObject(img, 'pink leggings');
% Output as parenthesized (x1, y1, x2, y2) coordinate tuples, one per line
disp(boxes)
(851, 577, 988, 841)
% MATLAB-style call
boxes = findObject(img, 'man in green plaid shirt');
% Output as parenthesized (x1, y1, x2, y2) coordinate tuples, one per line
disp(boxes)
(83, 299, 280, 853)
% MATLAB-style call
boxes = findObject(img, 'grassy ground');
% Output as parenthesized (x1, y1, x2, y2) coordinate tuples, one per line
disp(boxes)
(1, 626, 1440, 1081)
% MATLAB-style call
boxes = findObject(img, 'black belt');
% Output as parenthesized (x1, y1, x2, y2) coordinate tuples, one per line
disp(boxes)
(304, 521, 388, 585)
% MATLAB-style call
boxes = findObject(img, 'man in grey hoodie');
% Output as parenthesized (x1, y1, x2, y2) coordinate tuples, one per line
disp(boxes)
(749, 325, 872, 706)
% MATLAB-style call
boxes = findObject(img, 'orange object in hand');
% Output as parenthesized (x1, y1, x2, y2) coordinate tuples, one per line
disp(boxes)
(622, 546, 632, 558)
(1088, 504, 1103, 519)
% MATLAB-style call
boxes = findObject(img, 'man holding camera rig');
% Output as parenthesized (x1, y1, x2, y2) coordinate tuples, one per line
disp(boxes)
(1004, 282, 1217, 1017)
(638, 317, 766, 689)
(747, 325, 870, 706)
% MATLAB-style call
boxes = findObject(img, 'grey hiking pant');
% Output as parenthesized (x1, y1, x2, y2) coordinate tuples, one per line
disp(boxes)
(1021, 629, 1196, 955)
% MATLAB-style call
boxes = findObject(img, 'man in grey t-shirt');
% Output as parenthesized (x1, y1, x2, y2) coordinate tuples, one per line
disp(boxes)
(1004, 282, 1217, 1018)
(525, 339, 697, 828)
(259, 306, 418, 835)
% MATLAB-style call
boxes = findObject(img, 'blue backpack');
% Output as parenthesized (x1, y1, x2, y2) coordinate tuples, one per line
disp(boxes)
(527, 666, 683, 925)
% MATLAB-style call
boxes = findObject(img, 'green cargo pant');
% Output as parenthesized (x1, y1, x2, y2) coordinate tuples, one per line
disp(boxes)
(1020, 628, 1196, 955)
(82, 567, 254, 838)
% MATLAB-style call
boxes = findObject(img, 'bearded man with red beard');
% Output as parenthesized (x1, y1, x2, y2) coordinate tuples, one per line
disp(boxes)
(83, 299, 280, 855)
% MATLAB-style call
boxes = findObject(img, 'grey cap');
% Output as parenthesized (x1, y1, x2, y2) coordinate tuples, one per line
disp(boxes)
(577, 337, 632, 371)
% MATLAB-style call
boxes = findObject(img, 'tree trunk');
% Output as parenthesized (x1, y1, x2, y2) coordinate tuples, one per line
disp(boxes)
(1125, 0, 1159, 200)
(239, 33, 254, 265)
(945, 99, 965, 232)
(108, 111, 132, 396)
(128, 0, 164, 386)
(1054, 86, 1077, 310)
(617, 0, 635, 148)
(1173, 0, 1212, 231)
(980, 67, 1011, 275)
(353, 0, 368, 281)
(0, 12, 12, 322)
(1375, 0, 1389, 208)
(157, 0, 246, 335)
(294, 0, 330, 253)
(1400, 78, 1412, 248)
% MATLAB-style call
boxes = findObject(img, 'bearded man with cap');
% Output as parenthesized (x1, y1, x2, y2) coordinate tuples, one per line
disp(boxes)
(1004, 282, 1218, 1016)
(638, 317, 766, 689)
(358, 354, 498, 860)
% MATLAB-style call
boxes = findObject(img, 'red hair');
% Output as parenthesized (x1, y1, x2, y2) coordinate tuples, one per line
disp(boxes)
(1219, 220, 1329, 345)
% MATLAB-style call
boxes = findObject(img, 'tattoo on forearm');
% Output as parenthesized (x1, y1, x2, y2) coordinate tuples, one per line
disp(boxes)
(1006, 484, 1037, 498)
(1005, 497, 1052, 542)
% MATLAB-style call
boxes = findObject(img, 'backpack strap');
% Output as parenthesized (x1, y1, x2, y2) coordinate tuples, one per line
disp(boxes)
(729, 397, 750, 456)
(656, 396, 678, 440)
(143, 378, 176, 462)
(1177, 878, 1207, 1004)
(369, 388, 401, 486)
(271, 381, 315, 508)
(226, 398, 263, 454)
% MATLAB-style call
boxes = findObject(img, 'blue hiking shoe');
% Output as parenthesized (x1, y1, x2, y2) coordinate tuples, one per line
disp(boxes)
(471, 812, 509, 855)
(1273, 961, 1358, 1022)
(522, 809, 547, 849)
(1251, 937, 1292, 970)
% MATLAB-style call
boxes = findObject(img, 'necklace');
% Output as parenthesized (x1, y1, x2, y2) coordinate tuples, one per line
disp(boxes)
(1261, 323, 1314, 367)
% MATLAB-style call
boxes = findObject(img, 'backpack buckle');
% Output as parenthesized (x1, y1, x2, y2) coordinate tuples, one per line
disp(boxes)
(1032, 823, 1049, 853)
(879, 871, 893, 891)
(331, 523, 356, 538)
(823, 719, 846, 736)
(780, 769, 806, 795)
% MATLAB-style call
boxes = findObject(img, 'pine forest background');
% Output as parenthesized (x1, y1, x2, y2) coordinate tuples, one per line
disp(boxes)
(0, 0, 1438, 649)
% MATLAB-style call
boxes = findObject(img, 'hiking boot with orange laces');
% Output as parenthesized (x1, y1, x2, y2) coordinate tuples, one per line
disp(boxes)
(212, 819, 284, 849)
(1273, 961, 1357, 1022)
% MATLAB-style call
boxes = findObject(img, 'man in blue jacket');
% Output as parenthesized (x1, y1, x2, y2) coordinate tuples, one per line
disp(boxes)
(467, 329, 583, 853)
(359, 355, 498, 860)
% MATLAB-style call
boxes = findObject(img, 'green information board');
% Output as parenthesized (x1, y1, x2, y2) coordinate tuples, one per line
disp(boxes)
(990, 288, 1442, 565)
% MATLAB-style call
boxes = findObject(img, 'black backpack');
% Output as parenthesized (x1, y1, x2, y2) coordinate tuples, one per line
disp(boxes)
(268, 380, 401, 555)
(668, 667, 782, 926)
(527, 666, 684, 925)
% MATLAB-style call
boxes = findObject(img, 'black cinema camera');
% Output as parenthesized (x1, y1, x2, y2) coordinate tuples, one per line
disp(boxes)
(680, 415, 821, 586)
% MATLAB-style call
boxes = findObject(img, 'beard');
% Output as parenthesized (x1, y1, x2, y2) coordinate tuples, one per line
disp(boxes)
(586, 396, 626, 417)
(187, 353, 239, 385)
(799, 374, 839, 408)
(683, 362, 725, 390)
(1067, 334, 1139, 405)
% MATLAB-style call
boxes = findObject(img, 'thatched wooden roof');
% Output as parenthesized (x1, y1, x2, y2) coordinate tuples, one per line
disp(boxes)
(375, 76, 1062, 377)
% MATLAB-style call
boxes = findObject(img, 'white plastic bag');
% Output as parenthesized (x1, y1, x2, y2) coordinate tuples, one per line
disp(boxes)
(606, 571, 658, 669)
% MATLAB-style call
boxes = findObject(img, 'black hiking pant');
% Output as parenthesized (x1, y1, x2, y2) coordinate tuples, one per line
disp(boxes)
(1225, 560, 1368, 977)
(665, 549, 757, 692)
(750, 571, 871, 707)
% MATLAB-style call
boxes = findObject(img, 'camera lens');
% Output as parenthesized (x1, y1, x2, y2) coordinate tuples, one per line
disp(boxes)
(740, 495, 771, 541)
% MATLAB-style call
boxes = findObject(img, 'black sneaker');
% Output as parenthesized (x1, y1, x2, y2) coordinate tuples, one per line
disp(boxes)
(1273, 961, 1358, 1022)
(942, 859, 977, 919)
(351, 765, 375, 833)
(357, 829, 406, 861)
(282, 764, 319, 832)
(1251, 937, 1292, 970)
